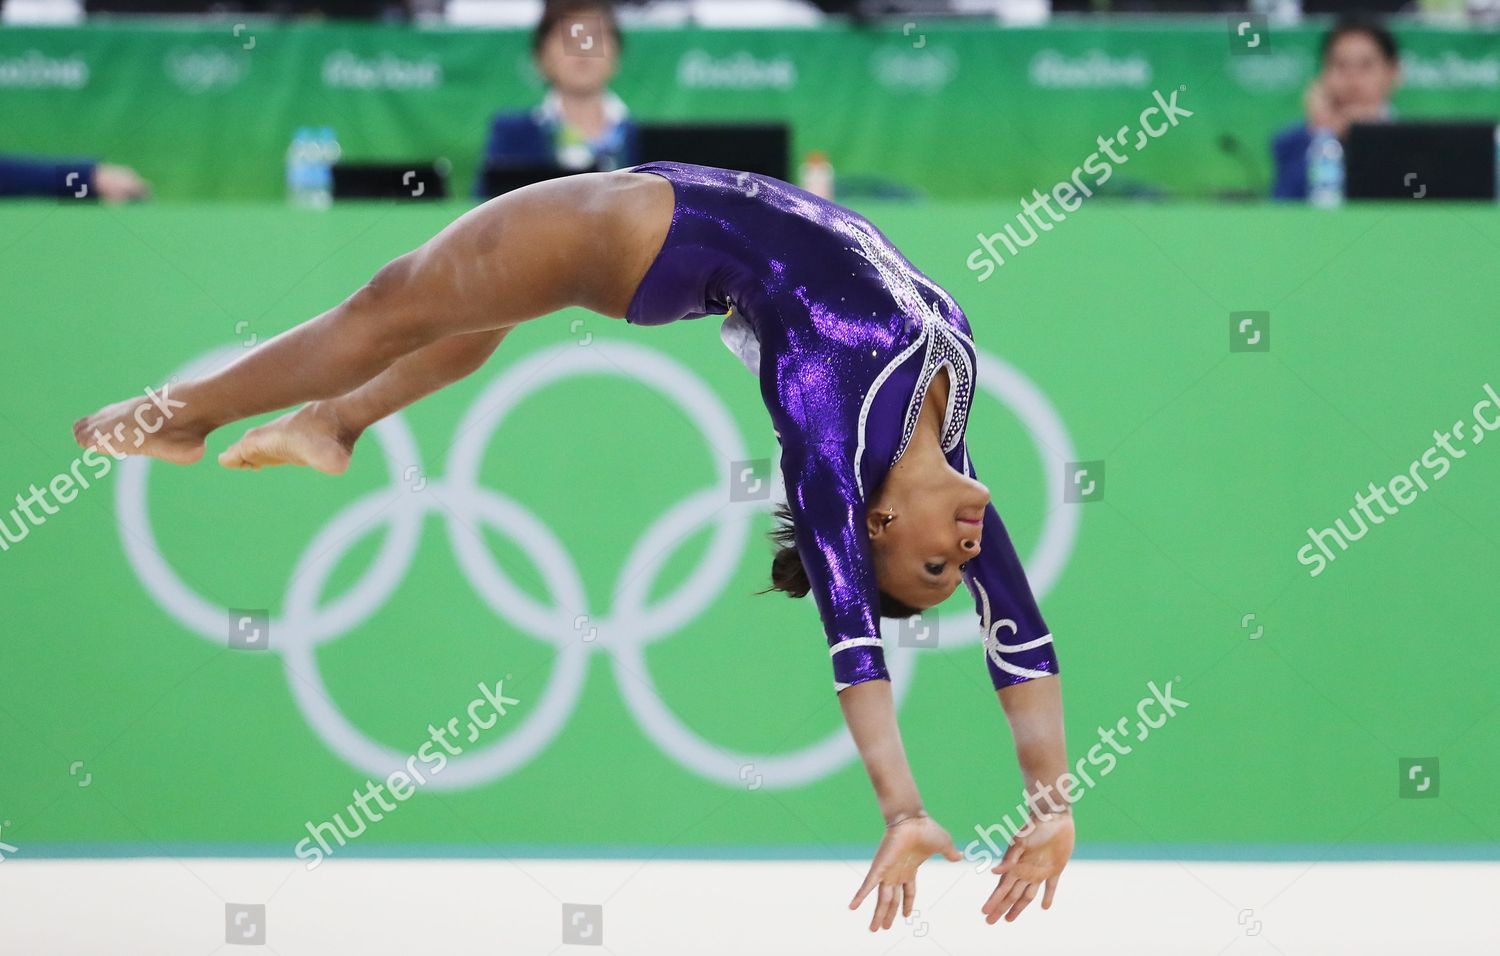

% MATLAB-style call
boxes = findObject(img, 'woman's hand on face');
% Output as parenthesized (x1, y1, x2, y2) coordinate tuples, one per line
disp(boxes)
(1303, 80, 1346, 136)
(981, 810, 1075, 925)
(849, 813, 962, 933)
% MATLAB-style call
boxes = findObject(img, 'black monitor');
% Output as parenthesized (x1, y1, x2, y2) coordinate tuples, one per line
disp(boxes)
(1345, 121, 1498, 202)
(332, 161, 449, 202)
(637, 123, 790, 182)
(477, 164, 591, 200)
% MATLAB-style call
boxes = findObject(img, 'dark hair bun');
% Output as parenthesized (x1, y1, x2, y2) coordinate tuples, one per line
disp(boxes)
(763, 504, 811, 599)
(770, 544, 811, 598)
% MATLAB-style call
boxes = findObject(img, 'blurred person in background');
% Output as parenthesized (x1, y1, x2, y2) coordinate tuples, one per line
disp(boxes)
(1271, 17, 1401, 200)
(477, 0, 638, 192)
(0, 154, 150, 202)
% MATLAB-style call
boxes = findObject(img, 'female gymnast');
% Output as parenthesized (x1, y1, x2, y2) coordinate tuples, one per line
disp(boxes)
(73, 161, 1074, 932)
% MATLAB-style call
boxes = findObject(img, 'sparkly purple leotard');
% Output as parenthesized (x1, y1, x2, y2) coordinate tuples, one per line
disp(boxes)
(625, 162, 1058, 693)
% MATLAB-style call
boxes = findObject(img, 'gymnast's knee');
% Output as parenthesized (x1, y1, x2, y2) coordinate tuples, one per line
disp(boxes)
(344, 253, 441, 350)
(350, 253, 417, 311)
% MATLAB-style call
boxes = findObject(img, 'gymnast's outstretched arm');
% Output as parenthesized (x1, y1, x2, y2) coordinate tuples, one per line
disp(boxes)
(982, 677, 1073, 924)
(841, 679, 963, 933)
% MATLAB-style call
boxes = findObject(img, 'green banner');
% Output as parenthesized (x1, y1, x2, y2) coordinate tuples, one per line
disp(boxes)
(1, 199, 1497, 858)
(2, 21, 1499, 201)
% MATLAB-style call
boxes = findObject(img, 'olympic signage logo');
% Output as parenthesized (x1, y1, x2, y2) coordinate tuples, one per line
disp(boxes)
(115, 340, 1078, 792)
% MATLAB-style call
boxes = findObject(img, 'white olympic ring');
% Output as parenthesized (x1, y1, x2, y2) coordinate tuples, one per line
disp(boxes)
(116, 339, 1077, 791)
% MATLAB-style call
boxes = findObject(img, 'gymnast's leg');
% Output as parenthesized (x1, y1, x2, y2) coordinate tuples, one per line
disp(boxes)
(214, 328, 510, 473)
(71, 170, 672, 465)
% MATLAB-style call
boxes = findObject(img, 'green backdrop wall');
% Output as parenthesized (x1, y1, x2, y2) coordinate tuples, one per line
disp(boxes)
(2, 20, 1499, 201)
(1, 198, 1497, 858)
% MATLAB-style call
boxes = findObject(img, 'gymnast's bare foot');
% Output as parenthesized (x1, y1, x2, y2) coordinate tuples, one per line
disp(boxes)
(72, 386, 206, 465)
(218, 402, 357, 475)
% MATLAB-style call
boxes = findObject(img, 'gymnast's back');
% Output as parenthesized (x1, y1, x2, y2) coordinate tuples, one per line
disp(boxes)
(621, 161, 974, 443)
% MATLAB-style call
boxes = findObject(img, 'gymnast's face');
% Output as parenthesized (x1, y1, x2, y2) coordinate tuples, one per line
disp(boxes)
(866, 466, 991, 612)
(535, 12, 621, 96)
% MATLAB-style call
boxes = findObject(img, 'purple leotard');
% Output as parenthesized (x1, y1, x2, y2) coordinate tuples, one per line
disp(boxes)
(625, 161, 1058, 693)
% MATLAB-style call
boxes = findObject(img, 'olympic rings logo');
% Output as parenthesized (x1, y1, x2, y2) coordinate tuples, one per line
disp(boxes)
(116, 340, 1077, 791)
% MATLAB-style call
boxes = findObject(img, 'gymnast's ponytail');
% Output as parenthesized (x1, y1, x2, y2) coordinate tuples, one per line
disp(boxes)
(765, 504, 811, 598)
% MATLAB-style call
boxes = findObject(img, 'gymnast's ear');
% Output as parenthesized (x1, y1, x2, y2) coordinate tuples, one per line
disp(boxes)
(866, 507, 897, 541)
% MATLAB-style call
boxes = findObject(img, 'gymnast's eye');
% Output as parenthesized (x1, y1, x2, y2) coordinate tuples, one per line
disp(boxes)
(924, 561, 945, 576)
(959, 561, 969, 573)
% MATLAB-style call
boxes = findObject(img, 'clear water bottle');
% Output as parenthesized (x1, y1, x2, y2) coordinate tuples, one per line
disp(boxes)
(1307, 128, 1344, 209)
(286, 126, 339, 209)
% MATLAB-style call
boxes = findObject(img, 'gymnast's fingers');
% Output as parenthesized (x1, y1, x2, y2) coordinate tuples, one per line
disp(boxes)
(986, 880, 1029, 925)
(871, 882, 894, 932)
(1042, 875, 1059, 910)
(982, 870, 1016, 916)
(1005, 882, 1040, 922)
(849, 867, 878, 911)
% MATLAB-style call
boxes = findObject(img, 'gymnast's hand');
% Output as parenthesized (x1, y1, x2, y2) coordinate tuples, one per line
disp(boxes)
(981, 808, 1074, 924)
(848, 812, 962, 932)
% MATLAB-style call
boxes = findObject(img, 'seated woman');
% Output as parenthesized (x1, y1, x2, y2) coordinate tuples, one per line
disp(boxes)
(477, 0, 638, 195)
(1270, 17, 1401, 201)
